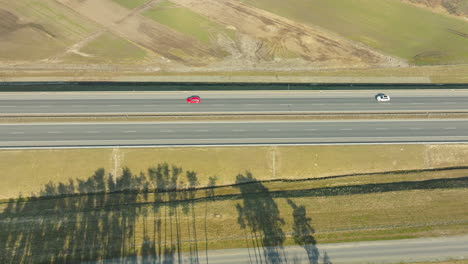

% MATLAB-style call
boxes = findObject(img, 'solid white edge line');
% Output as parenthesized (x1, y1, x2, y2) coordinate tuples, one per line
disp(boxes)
(1, 141, 468, 150)
(0, 119, 467, 126)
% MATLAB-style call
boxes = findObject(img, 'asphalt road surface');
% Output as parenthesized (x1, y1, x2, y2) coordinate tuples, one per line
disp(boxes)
(2, 90, 468, 114)
(194, 235, 468, 264)
(1, 120, 468, 147)
(93, 235, 468, 263)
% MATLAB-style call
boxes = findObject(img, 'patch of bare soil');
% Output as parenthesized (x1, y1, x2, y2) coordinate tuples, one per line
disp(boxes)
(445, 28, 468, 38)
(170, 0, 407, 71)
(0, 0, 407, 73)
(121, 15, 219, 63)
(56, 0, 220, 66)
(0, 9, 54, 38)
(402, 0, 468, 18)
(0, 8, 62, 61)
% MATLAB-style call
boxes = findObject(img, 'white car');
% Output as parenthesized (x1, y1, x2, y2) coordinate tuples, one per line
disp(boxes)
(376, 94, 390, 102)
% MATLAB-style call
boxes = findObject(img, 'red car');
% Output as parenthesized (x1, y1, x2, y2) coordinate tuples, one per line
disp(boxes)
(186, 95, 201, 104)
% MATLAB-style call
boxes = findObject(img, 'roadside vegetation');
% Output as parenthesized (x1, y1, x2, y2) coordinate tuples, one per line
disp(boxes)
(1, 145, 468, 262)
(6, 144, 468, 200)
(1, 163, 467, 263)
(2, 64, 468, 83)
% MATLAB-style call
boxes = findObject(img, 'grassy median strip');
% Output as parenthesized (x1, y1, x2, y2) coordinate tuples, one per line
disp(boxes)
(2, 112, 468, 123)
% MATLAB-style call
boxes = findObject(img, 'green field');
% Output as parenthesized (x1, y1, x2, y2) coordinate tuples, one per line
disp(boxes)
(241, 0, 468, 65)
(112, 0, 150, 9)
(144, 0, 236, 45)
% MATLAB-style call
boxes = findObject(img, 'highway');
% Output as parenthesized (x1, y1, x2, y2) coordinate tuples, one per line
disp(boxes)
(1, 120, 467, 147)
(1, 90, 468, 114)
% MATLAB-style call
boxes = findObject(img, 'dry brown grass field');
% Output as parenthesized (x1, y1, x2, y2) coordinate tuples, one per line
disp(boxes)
(1, 164, 467, 262)
(1, 144, 468, 262)
(3, 144, 468, 200)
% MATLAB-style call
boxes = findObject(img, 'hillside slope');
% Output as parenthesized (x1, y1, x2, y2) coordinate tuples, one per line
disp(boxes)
(403, 0, 468, 17)
(0, 0, 467, 78)
(241, 0, 468, 65)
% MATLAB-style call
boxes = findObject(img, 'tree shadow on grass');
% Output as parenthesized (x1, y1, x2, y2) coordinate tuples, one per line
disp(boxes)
(0, 168, 140, 263)
(234, 172, 334, 264)
(287, 199, 319, 264)
(0, 164, 210, 264)
(5, 165, 462, 263)
(235, 172, 286, 264)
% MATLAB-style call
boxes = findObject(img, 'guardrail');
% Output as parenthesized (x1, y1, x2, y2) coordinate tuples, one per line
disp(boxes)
(0, 82, 467, 92)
